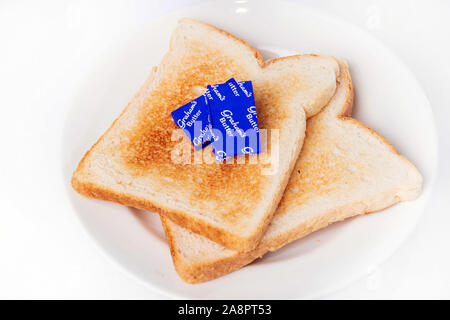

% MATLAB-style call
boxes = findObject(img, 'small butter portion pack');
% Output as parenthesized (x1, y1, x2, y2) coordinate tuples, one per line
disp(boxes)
(170, 94, 214, 150)
(206, 78, 260, 161)
(171, 78, 260, 160)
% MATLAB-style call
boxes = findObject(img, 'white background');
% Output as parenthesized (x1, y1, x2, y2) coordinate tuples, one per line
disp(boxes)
(1, 0, 449, 299)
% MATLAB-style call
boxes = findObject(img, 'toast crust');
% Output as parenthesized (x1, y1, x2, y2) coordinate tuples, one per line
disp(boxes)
(161, 59, 423, 283)
(163, 191, 401, 284)
(71, 19, 339, 252)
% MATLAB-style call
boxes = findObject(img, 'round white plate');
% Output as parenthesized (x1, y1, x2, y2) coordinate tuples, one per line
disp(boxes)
(63, 0, 437, 299)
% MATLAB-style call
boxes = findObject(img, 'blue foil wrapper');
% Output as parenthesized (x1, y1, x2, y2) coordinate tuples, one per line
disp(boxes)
(171, 78, 260, 160)
(206, 78, 261, 160)
(170, 94, 214, 150)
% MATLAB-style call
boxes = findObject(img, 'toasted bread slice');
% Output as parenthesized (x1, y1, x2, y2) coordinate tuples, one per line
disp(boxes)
(71, 19, 339, 252)
(161, 60, 423, 283)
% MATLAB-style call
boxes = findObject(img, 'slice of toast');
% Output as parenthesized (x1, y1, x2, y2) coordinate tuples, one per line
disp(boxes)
(161, 60, 423, 283)
(71, 19, 339, 252)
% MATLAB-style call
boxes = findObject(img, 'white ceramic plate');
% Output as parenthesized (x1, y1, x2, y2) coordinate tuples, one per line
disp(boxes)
(63, 0, 437, 298)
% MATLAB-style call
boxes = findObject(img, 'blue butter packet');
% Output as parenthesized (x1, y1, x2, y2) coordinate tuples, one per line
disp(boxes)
(206, 78, 261, 160)
(236, 80, 260, 146)
(171, 94, 214, 150)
